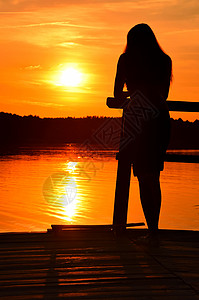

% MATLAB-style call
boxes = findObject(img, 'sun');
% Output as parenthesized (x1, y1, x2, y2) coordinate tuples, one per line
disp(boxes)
(60, 67, 82, 87)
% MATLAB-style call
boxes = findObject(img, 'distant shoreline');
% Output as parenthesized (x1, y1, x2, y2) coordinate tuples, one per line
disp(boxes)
(1, 112, 199, 152)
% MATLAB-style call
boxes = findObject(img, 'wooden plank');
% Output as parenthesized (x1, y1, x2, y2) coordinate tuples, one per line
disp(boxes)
(106, 97, 199, 112)
(165, 153, 199, 163)
(115, 152, 199, 164)
(0, 284, 196, 300)
(0, 277, 192, 291)
(0, 292, 198, 300)
(0, 229, 199, 299)
(167, 100, 199, 112)
(50, 222, 145, 232)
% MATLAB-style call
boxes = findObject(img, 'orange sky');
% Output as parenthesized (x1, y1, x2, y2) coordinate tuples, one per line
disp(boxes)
(0, 0, 199, 120)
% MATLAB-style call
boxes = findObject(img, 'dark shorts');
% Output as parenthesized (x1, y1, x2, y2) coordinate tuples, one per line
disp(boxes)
(120, 110, 170, 177)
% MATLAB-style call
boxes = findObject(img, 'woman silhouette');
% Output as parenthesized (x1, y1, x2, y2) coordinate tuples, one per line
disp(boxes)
(114, 24, 172, 236)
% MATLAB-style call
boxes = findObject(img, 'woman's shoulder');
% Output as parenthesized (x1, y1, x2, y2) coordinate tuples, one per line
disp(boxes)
(161, 53, 172, 65)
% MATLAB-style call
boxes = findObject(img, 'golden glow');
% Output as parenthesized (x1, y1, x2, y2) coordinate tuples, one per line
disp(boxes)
(67, 161, 78, 173)
(43, 172, 77, 219)
(63, 200, 77, 220)
(1, 2, 199, 120)
(59, 68, 82, 87)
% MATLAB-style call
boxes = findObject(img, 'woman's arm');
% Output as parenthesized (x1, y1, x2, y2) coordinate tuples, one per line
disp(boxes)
(114, 54, 131, 100)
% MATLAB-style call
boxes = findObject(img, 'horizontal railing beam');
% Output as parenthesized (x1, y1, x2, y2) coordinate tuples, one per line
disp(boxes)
(167, 101, 199, 112)
(165, 154, 199, 163)
(107, 98, 199, 112)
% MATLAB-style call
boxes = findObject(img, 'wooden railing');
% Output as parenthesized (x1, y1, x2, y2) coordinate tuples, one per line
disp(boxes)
(107, 98, 199, 112)
(107, 98, 199, 164)
(107, 98, 199, 227)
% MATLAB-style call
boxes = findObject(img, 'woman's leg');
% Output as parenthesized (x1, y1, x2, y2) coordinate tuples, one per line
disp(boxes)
(137, 171, 161, 233)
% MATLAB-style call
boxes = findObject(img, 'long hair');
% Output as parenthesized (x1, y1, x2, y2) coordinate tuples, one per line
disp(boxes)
(124, 24, 172, 83)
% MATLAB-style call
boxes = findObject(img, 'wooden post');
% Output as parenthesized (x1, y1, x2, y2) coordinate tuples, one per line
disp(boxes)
(107, 97, 132, 227)
(113, 157, 131, 226)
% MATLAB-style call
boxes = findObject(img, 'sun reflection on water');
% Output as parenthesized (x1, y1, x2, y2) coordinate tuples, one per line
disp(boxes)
(43, 160, 92, 223)
(67, 161, 78, 173)
(43, 163, 79, 221)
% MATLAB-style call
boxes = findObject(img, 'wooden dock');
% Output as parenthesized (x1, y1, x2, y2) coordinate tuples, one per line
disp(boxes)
(0, 227, 199, 299)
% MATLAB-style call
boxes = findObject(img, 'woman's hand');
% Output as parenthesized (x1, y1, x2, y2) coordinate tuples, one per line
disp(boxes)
(121, 91, 131, 99)
(114, 91, 131, 101)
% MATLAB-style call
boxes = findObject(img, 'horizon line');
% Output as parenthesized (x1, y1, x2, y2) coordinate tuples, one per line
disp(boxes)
(0, 111, 199, 123)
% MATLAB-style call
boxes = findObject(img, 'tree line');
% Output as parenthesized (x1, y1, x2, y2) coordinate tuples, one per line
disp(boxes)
(0, 112, 199, 151)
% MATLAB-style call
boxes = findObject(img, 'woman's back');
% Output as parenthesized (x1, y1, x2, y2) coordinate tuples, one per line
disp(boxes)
(114, 23, 172, 108)
(117, 51, 171, 108)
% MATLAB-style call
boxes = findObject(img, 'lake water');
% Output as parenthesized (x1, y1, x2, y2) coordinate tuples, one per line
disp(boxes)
(0, 145, 198, 233)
